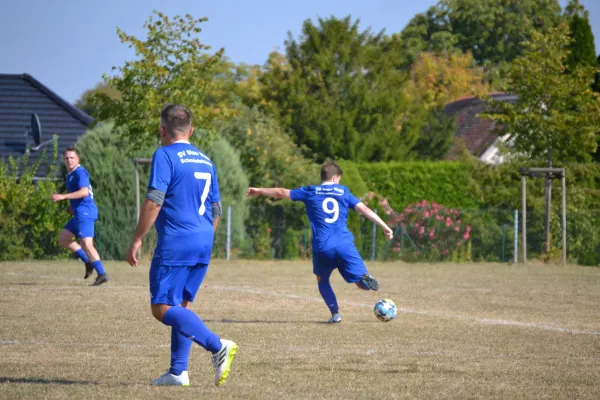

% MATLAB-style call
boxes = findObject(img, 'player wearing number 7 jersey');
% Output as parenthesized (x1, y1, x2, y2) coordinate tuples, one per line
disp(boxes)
(247, 161, 394, 323)
(126, 104, 237, 387)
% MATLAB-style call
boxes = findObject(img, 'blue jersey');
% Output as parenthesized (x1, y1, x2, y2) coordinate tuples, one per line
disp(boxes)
(66, 165, 97, 220)
(290, 183, 361, 253)
(148, 141, 220, 266)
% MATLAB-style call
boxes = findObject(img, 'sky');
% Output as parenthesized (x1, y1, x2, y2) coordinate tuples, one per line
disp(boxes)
(1, 0, 599, 104)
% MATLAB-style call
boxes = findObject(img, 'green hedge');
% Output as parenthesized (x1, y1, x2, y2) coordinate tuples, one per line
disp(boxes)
(352, 159, 600, 265)
(357, 161, 480, 211)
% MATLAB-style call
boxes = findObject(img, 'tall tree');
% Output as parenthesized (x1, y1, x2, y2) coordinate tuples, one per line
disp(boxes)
(410, 107, 456, 160)
(401, 0, 563, 65)
(393, 51, 488, 161)
(260, 16, 413, 162)
(594, 54, 600, 93)
(397, 6, 458, 67)
(565, 0, 597, 71)
(75, 82, 121, 118)
(95, 12, 228, 150)
(482, 23, 600, 163)
(406, 51, 489, 110)
(216, 104, 318, 257)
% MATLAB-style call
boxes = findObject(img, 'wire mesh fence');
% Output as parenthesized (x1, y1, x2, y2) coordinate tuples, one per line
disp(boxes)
(210, 204, 513, 263)
(92, 200, 599, 266)
(206, 203, 600, 265)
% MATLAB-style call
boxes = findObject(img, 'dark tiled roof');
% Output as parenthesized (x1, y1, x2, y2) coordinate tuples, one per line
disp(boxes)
(443, 92, 517, 160)
(0, 73, 93, 177)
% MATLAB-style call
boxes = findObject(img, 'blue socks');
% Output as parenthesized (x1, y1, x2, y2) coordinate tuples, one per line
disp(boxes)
(73, 250, 105, 276)
(74, 249, 89, 263)
(162, 306, 222, 354)
(92, 260, 105, 275)
(318, 278, 339, 314)
(169, 329, 193, 376)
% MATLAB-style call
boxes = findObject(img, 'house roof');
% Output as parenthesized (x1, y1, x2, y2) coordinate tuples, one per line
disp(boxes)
(443, 92, 517, 160)
(0, 73, 94, 177)
(1, 74, 94, 126)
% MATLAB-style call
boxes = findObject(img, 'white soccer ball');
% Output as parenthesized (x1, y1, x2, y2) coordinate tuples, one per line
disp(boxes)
(374, 298, 397, 322)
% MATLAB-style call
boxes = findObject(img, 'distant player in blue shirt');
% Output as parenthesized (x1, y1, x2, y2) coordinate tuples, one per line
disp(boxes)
(126, 104, 237, 387)
(51, 147, 109, 286)
(247, 161, 394, 323)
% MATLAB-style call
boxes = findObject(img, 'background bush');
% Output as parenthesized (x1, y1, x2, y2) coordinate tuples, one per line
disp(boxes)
(0, 138, 67, 260)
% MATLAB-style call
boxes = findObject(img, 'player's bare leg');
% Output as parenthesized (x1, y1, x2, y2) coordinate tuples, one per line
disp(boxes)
(59, 229, 79, 252)
(59, 229, 94, 279)
(80, 237, 109, 286)
(79, 237, 101, 262)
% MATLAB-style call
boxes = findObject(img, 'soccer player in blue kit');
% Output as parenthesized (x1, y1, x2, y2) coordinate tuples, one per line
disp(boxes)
(247, 161, 394, 323)
(51, 147, 109, 286)
(126, 104, 237, 387)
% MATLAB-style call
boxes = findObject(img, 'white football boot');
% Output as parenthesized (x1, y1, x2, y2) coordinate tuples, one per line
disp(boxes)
(212, 339, 238, 386)
(151, 370, 190, 386)
(328, 312, 342, 323)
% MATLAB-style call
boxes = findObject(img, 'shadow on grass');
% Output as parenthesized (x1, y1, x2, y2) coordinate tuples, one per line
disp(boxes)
(205, 318, 330, 325)
(0, 377, 94, 385)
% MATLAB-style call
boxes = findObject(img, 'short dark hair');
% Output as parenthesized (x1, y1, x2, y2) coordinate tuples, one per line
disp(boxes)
(63, 147, 79, 156)
(320, 161, 343, 181)
(160, 104, 193, 137)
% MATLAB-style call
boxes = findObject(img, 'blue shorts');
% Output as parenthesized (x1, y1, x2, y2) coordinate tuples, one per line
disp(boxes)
(149, 262, 208, 306)
(312, 244, 368, 283)
(64, 218, 96, 239)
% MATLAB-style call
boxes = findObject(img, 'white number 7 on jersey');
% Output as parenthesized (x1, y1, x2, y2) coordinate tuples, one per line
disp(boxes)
(194, 172, 212, 215)
(322, 197, 339, 223)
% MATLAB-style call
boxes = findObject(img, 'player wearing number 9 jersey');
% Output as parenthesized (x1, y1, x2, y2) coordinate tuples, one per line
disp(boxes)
(126, 104, 237, 387)
(247, 161, 394, 324)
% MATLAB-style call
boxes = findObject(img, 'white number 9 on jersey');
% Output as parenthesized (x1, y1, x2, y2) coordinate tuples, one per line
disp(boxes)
(194, 172, 212, 215)
(322, 197, 339, 223)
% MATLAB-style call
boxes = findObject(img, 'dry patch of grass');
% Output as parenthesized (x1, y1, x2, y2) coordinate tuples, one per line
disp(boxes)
(0, 260, 599, 399)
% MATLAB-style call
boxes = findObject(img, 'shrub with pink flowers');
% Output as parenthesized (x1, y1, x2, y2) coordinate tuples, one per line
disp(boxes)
(388, 200, 471, 261)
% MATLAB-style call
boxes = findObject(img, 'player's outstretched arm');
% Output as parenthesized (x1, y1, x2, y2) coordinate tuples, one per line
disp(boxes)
(354, 202, 394, 240)
(51, 187, 89, 202)
(247, 187, 291, 200)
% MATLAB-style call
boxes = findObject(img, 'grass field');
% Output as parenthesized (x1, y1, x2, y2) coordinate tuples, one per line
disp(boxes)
(1, 259, 599, 399)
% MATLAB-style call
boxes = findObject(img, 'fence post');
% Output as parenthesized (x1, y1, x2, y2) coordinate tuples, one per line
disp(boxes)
(97, 222, 101, 254)
(304, 228, 308, 256)
(561, 171, 567, 266)
(501, 224, 505, 262)
(371, 209, 377, 261)
(226, 206, 231, 261)
(521, 176, 527, 263)
(135, 161, 140, 223)
(514, 209, 519, 264)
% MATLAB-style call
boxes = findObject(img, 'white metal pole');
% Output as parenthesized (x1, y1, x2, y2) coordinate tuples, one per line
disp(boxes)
(134, 160, 141, 260)
(371, 209, 377, 261)
(226, 206, 231, 261)
(522, 175, 527, 263)
(514, 209, 518, 264)
(135, 161, 140, 223)
(561, 171, 567, 266)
